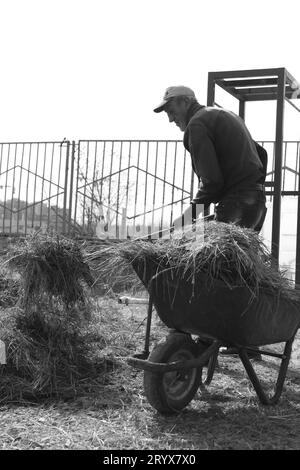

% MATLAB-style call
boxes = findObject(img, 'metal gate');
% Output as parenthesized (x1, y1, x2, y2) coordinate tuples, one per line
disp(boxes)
(70, 140, 195, 238)
(0, 140, 71, 236)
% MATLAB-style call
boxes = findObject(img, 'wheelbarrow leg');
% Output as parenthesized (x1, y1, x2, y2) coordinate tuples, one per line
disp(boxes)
(204, 349, 219, 385)
(238, 337, 294, 405)
(196, 338, 220, 385)
(143, 293, 154, 358)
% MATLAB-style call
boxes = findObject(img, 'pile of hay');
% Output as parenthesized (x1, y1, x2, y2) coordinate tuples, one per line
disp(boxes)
(0, 274, 20, 308)
(7, 234, 94, 307)
(0, 234, 109, 403)
(86, 221, 300, 303)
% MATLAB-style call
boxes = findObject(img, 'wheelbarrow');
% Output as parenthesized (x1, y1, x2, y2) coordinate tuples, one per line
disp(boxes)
(125, 258, 300, 414)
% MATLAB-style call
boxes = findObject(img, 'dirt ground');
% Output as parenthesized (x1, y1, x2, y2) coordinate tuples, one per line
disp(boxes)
(0, 298, 300, 450)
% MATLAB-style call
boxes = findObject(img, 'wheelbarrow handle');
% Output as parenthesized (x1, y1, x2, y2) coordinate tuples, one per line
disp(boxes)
(127, 340, 221, 373)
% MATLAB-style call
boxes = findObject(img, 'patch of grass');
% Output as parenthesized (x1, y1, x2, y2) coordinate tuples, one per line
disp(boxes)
(1, 298, 300, 449)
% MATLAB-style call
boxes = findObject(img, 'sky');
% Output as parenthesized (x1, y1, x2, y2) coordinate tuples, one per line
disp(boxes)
(0, 0, 300, 142)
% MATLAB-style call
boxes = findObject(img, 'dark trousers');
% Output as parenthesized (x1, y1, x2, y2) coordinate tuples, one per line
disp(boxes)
(214, 190, 267, 233)
(213, 190, 267, 358)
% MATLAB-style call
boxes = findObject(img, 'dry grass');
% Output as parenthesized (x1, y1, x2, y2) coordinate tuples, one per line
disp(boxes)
(86, 222, 300, 304)
(0, 234, 111, 402)
(1, 298, 300, 450)
(7, 233, 93, 307)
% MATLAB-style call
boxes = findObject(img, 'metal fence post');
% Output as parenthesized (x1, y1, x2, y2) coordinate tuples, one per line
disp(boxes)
(272, 69, 286, 265)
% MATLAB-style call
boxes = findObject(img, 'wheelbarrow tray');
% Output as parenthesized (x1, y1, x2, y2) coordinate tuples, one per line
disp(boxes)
(131, 259, 300, 347)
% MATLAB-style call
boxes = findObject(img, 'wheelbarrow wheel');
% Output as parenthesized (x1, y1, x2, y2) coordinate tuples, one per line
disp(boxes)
(143, 333, 202, 414)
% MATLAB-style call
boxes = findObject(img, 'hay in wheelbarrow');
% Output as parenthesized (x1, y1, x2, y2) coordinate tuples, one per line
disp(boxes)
(0, 234, 110, 403)
(83, 240, 141, 294)
(86, 221, 300, 304)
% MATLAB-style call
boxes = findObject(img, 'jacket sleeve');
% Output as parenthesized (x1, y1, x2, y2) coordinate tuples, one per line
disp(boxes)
(188, 121, 224, 205)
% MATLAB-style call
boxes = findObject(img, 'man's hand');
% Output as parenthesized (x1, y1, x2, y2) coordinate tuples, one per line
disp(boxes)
(171, 204, 204, 231)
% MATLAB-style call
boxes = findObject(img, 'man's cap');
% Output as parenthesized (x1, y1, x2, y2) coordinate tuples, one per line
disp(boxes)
(153, 86, 196, 113)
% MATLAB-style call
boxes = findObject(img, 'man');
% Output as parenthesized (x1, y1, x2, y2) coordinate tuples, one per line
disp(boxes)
(154, 86, 267, 360)
(154, 86, 267, 229)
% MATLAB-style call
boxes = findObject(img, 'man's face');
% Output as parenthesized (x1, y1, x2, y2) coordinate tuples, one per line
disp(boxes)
(164, 98, 189, 131)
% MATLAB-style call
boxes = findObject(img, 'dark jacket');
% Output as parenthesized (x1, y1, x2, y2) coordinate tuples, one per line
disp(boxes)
(183, 102, 265, 205)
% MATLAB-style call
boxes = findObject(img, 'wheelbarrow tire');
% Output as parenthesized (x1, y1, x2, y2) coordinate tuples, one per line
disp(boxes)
(143, 333, 202, 415)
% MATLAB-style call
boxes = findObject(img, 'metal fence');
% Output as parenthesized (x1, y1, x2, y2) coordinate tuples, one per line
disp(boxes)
(0, 141, 71, 236)
(72, 140, 194, 237)
(0, 139, 299, 239)
(71, 139, 300, 238)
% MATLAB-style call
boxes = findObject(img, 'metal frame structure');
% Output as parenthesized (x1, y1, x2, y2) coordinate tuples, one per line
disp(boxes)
(207, 67, 300, 281)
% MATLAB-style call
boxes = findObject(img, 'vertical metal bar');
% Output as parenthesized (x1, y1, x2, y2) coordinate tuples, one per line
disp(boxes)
(142, 142, 149, 229)
(190, 151, 195, 203)
(207, 72, 216, 106)
(133, 141, 141, 229)
(271, 142, 275, 184)
(82, 141, 90, 231)
(125, 141, 132, 233)
(108, 141, 114, 227)
(56, 144, 63, 232)
(282, 142, 287, 192)
(62, 141, 70, 235)
(47, 143, 55, 231)
(239, 100, 245, 120)
(116, 141, 123, 237)
(67, 141, 76, 235)
(294, 142, 299, 193)
(151, 142, 159, 232)
(181, 148, 187, 214)
(3, 144, 10, 233)
(100, 141, 106, 206)
(269, 142, 275, 202)
(24, 143, 32, 236)
(0, 143, 3, 175)
(170, 141, 177, 226)
(90, 141, 98, 233)
(10, 144, 18, 234)
(73, 141, 81, 232)
(160, 142, 168, 231)
(32, 143, 40, 229)
(40, 143, 47, 230)
(271, 69, 286, 264)
(16, 143, 25, 234)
